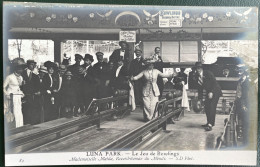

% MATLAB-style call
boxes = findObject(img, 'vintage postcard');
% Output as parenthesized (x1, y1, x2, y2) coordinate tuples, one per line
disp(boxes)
(3, 1, 258, 166)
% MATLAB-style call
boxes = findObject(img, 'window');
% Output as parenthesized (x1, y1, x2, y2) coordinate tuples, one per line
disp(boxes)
(143, 41, 198, 63)
(62, 40, 120, 65)
(8, 39, 54, 66)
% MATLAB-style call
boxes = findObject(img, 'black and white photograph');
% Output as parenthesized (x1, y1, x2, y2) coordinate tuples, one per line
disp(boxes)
(3, 1, 258, 166)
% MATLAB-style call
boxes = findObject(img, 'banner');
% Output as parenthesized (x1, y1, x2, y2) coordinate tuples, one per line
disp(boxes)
(159, 10, 182, 27)
(119, 31, 136, 42)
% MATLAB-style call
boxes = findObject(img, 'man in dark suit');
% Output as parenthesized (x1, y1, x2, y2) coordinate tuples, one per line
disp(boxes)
(129, 48, 145, 106)
(21, 60, 41, 125)
(110, 56, 129, 91)
(173, 68, 188, 90)
(67, 54, 83, 77)
(93, 52, 110, 99)
(195, 62, 222, 131)
(81, 54, 97, 113)
(235, 64, 250, 144)
(109, 41, 130, 67)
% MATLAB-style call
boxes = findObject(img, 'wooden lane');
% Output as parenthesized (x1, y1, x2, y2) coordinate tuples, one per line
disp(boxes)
(26, 110, 145, 153)
(141, 113, 229, 150)
(6, 105, 130, 154)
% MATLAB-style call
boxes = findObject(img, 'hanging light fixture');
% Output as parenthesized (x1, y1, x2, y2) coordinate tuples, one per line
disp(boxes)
(46, 17, 51, 22)
(202, 13, 208, 19)
(184, 13, 190, 19)
(51, 14, 56, 19)
(68, 14, 73, 19)
(208, 16, 214, 22)
(73, 17, 78, 22)
(226, 12, 232, 17)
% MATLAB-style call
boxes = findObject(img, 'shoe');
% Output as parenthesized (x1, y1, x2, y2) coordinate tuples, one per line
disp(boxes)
(205, 124, 212, 131)
(201, 123, 208, 127)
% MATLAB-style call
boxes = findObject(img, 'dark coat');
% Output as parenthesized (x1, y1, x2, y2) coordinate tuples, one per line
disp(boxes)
(173, 72, 188, 90)
(21, 70, 40, 94)
(109, 49, 130, 65)
(59, 79, 77, 106)
(110, 65, 130, 90)
(129, 58, 145, 105)
(67, 63, 81, 78)
(197, 70, 222, 97)
(21, 70, 41, 125)
(81, 65, 97, 105)
(93, 62, 111, 98)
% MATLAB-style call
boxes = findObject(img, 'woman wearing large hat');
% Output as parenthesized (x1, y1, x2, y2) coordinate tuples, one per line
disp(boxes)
(42, 61, 59, 122)
(3, 58, 27, 128)
(131, 58, 176, 121)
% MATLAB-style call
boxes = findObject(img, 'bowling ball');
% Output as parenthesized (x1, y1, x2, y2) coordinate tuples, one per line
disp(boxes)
(172, 89, 182, 98)
(166, 92, 173, 100)
(192, 99, 204, 113)
(113, 89, 128, 96)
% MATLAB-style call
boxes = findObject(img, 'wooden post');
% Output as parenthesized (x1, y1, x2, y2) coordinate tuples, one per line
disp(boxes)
(230, 113, 235, 146)
(53, 39, 62, 63)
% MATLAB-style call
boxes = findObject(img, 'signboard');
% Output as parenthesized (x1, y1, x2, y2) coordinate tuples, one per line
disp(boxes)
(159, 10, 182, 27)
(119, 31, 136, 42)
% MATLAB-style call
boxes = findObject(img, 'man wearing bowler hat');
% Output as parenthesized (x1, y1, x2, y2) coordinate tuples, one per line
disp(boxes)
(129, 47, 145, 106)
(109, 41, 130, 67)
(21, 59, 41, 125)
(81, 54, 97, 113)
(195, 62, 222, 131)
(67, 54, 83, 78)
(93, 52, 110, 99)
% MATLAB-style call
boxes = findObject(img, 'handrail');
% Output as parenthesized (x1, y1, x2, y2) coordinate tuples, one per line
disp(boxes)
(99, 96, 183, 151)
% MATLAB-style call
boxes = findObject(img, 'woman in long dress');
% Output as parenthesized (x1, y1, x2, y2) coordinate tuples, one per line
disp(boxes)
(131, 59, 175, 121)
(3, 58, 26, 128)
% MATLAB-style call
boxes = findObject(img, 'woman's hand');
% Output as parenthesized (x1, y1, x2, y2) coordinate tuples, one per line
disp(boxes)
(47, 90, 51, 94)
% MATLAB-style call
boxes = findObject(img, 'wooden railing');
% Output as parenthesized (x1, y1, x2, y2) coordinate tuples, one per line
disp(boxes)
(98, 96, 182, 151)
(6, 95, 130, 154)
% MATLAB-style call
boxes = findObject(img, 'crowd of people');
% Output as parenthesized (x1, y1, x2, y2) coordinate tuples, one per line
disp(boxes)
(4, 41, 188, 128)
(7, 40, 238, 131)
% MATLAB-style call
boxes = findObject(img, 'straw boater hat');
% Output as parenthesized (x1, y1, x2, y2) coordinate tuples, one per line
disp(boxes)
(39, 65, 48, 73)
(84, 54, 94, 62)
(96, 52, 104, 56)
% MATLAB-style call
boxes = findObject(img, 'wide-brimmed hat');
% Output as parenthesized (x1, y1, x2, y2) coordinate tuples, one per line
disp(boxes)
(12, 58, 27, 69)
(84, 54, 94, 62)
(65, 71, 73, 76)
(75, 54, 83, 60)
(119, 41, 128, 47)
(96, 52, 104, 57)
(44, 61, 57, 69)
(27, 59, 37, 65)
(143, 58, 156, 65)
(195, 62, 203, 68)
(59, 65, 67, 72)
(39, 65, 48, 73)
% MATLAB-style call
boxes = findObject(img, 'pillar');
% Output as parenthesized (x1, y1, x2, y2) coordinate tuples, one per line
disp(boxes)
(53, 39, 62, 63)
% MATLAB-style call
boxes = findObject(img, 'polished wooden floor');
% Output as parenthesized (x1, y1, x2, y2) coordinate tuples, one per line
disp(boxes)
(25, 107, 229, 152)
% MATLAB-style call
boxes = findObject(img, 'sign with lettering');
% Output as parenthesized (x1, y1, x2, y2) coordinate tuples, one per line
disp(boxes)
(119, 31, 136, 42)
(159, 10, 182, 27)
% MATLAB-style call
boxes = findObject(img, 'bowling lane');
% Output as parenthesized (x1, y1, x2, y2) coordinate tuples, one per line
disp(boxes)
(144, 112, 228, 150)
(28, 109, 145, 152)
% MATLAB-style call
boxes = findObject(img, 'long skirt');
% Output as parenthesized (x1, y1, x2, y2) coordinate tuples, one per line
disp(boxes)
(4, 95, 24, 128)
(143, 93, 159, 121)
